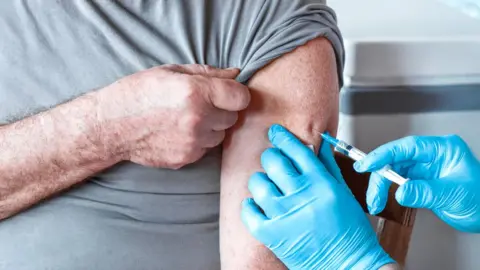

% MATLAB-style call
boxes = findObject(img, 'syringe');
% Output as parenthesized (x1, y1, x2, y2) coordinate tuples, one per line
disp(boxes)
(321, 133, 408, 186)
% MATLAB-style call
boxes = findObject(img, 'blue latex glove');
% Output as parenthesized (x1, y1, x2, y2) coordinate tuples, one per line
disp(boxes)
(354, 135, 480, 233)
(241, 124, 394, 270)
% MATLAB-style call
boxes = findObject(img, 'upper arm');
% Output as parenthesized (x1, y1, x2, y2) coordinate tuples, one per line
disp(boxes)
(219, 36, 340, 269)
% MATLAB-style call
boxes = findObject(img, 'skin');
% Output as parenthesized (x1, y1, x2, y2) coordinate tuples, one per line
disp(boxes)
(0, 64, 250, 220)
(0, 43, 400, 270)
(220, 37, 339, 269)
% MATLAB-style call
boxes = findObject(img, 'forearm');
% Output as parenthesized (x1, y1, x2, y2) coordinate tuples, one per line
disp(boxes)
(0, 91, 119, 220)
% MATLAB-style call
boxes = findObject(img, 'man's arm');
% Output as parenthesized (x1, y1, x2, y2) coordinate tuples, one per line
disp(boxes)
(220, 37, 340, 268)
(0, 64, 248, 221)
(0, 92, 119, 220)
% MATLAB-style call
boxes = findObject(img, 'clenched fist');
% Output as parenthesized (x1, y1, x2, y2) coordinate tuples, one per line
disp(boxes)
(96, 64, 250, 169)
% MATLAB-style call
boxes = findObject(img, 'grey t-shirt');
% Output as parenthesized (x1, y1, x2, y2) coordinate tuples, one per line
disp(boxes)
(0, 1, 343, 269)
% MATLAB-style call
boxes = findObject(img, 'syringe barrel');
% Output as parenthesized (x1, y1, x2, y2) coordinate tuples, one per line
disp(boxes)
(334, 141, 366, 161)
(334, 140, 408, 186)
(346, 148, 367, 161)
(377, 167, 408, 185)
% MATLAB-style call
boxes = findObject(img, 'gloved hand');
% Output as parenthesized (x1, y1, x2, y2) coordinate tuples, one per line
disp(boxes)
(354, 135, 480, 233)
(241, 124, 394, 270)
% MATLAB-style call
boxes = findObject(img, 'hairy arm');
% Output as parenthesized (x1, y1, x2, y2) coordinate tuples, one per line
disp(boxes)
(220, 37, 340, 268)
(0, 92, 119, 220)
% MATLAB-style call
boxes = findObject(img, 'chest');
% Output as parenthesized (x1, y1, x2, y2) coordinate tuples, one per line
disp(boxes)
(0, 0, 244, 124)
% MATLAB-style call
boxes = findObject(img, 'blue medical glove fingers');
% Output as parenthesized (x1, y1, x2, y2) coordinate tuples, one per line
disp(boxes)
(366, 172, 391, 215)
(260, 148, 305, 195)
(248, 172, 286, 218)
(395, 179, 440, 209)
(241, 198, 268, 239)
(318, 137, 346, 186)
(354, 136, 438, 173)
(444, 134, 470, 150)
(268, 124, 319, 174)
(397, 179, 475, 211)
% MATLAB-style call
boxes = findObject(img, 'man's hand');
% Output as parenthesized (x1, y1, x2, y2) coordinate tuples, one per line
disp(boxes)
(355, 135, 480, 233)
(98, 64, 250, 169)
(241, 125, 394, 270)
(0, 64, 249, 220)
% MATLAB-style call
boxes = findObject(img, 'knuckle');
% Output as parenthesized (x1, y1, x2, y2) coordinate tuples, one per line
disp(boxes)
(245, 220, 260, 236)
(190, 64, 207, 71)
(405, 135, 419, 145)
(228, 83, 250, 109)
(133, 156, 159, 168)
(182, 80, 208, 105)
(168, 155, 193, 170)
(250, 223, 265, 237)
(171, 151, 194, 168)
(321, 186, 338, 205)
(169, 160, 185, 170)
(185, 148, 205, 164)
(209, 131, 225, 147)
(243, 214, 265, 236)
(302, 203, 321, 219)
(182, 79, 198, 95)
(445, 134, 469, 151)
(248, 173, 264, 191)
(183, 114, 203, 130)
(184, 134, 198, 147)
(446, 134, 463, 144)
(178, 152, 192, 164)
(261, 147, 277, 160)
(397, 136, 419, 155)
(170, 164, 183, 170)
(200, 64, 214, 73)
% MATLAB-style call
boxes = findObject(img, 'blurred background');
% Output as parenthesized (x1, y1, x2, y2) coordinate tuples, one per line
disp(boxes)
(329, 0, 480, 269)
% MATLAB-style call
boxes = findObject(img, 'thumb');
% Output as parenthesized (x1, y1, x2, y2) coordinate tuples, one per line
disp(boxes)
(175, 64, 240, 79)
(241, 198, 268, 240)
(395, 180, 441, 209)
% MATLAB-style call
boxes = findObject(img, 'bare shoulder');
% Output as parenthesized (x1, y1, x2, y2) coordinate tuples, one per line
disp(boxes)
(246, 36, 339, 141)
(251, 36, 337, 79)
